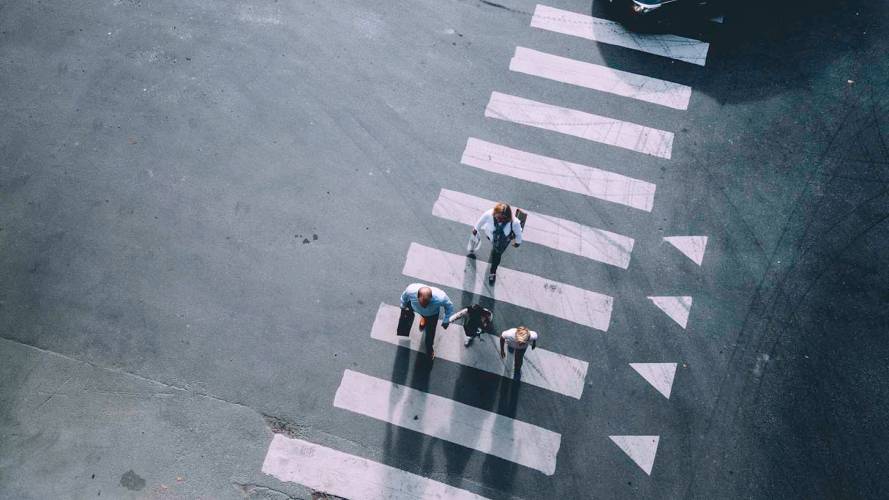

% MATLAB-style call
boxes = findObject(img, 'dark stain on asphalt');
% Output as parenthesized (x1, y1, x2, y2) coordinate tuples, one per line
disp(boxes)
(478, 0, 528, 16)
(119, 470, 145, 491)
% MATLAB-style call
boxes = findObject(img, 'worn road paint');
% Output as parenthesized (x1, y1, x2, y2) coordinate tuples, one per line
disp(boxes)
(461, 138, 657, 211)
(531, 4, 710, 66)
(609, 435, 660, 475)
(262, 434, 489, 499)
(432, 188, 634, 269)
(647, 296, 693, 329)
(510, 47, 692, 110)
(664, 236, 708, 266)
(629, 363, 677, 399)
(485, 92, 674, 159)
(371, 303, 589, 398)
(402, 242, 613, 332)
(334, 370, 562, 475)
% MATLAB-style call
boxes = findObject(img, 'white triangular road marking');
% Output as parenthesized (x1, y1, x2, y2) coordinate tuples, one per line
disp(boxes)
(609, 435, 660, 475)
(663, 236, 708, 265)
(629, 363, 677, 399)
(648, 296, 692, 329)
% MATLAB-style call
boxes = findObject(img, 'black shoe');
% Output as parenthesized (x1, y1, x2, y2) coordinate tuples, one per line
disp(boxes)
(488, 273, 496, 285)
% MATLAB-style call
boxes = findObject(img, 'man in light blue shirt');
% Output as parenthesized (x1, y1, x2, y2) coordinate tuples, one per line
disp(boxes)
(400, 283, 455, 359)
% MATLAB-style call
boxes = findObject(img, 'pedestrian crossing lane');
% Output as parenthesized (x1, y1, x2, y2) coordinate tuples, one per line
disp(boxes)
(334, 370, 562, 475)
(432, 188, 635, 269)
(461, 138, 656, 212)
(510, 47, 692, 110)
(530, 4, 710, 66)
(371, 303, 589, 399)
(263, 435, 490, 500)
(485, 92, 674, 159)
(402, 242, 613, 332)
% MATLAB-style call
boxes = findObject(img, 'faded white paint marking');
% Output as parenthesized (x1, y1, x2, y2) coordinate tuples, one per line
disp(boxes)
(629, 363, 677, 399)
(403, 242, 613, 332)
(485, 92, 674, 159)
(531, 4, 710, 66)
(461, 138, 657, 212)
(262, 434, 489, 500)
(711, 15, 725, 23)
(663, 236, 708, 266)
(510, 47, 692, 110)
(648, 296, 692, 329)
(609, 435, 660, 475)
(334, 370, 562, 475)
(432, 189, 634, 269)
(371, 303, 589, 399)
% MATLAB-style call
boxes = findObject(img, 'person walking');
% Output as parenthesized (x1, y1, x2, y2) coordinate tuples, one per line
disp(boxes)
(449, 303, 493, 347)
(470, 202, 523, 285)
(500, 326, 537, 373)
(399, 283, 455, 359)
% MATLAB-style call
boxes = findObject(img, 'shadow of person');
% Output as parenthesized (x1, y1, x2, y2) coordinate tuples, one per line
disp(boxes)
(481, 376, 522, 493)
(381, 327, 436, 486)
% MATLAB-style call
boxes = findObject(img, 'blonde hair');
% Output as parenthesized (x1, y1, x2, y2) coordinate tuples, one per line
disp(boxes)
(515, 326, 530, 344)
(493, 202, 513, 220)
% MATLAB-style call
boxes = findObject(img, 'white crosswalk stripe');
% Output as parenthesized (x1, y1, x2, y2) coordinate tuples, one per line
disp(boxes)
(402, 242, 614, 331)
(530, 4, 710, 66)
(334, 370, 562, 475)
(370, 303, 590, 399)
(262, 434, 490, 500)
(485, 91, 674, 159)
(510, 47, 692, 110)
(432, 188, 635, 269)
(461, 138, 657, 211)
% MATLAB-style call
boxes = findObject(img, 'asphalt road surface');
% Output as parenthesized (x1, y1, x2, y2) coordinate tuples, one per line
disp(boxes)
(2, 0, 888, 498)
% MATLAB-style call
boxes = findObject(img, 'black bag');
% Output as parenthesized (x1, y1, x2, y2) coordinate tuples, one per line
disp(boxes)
(515, 208, 528, 230)
(397, 307, 415, 337)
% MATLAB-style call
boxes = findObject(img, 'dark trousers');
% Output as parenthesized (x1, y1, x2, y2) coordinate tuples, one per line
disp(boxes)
(489, 247, 506, 273)
(509, 346, 527, 370)
(422, 314, 439, 354)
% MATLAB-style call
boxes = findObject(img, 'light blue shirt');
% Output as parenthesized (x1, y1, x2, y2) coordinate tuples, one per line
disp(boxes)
(400, 283, 455, 324)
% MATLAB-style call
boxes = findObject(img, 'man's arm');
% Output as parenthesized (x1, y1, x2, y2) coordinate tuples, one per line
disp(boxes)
(441, 295, 456, 326)
(399, 288, 411, 309)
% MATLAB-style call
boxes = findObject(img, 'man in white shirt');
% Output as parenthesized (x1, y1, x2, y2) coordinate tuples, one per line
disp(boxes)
(500, 326, 538, 373)
(471, 202, 523, 285)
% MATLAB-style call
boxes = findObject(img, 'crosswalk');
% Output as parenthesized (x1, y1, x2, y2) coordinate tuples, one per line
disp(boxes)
(370, 303, 589, 399)
(530, 4, 711, 66)
(262, 435, 489, 500)
(510, 47, 693, 110)
(432, 188, 635, 268)
(402, 242, 614, 331)
(485, 91, 675, 158)
(334, 370, 562, 475)
(260, 3, 716, 495)
(461, 137, 657, 211)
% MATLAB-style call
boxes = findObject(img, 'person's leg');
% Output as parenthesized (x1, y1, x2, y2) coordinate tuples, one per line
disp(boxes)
(514, 347, 526, 371)
(424, 315, 439, 357)
(489, 247, 503, 273)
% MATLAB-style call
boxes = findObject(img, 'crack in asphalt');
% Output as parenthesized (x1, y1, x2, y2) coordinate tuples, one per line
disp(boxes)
(0, 335, 260, 416)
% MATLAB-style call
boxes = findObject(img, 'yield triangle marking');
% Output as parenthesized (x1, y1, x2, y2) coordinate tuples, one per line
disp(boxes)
(609, 435, 660, 475)
(629, 363, 677, 399)
(647, 296, 692, 329)
(663, 236, 708, 265)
